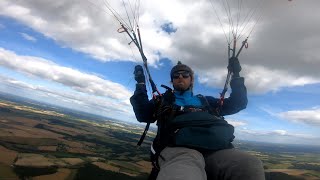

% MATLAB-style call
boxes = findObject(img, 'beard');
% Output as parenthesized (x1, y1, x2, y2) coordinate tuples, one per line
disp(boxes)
(173, 82, 192, 91)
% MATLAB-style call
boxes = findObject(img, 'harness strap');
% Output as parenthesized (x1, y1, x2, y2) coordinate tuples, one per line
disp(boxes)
(197, 94, 219, 115)
(147, 93, 220, 179)
(137, 122, 150, 146)
(149, 93, 177, 172)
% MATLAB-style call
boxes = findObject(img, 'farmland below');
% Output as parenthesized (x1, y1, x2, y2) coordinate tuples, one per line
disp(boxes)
(0, 95, 319, 180)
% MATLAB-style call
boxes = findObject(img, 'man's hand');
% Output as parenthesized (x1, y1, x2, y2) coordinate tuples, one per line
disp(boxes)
(228, 57, 242, 77)
(134, 65, 145, 84)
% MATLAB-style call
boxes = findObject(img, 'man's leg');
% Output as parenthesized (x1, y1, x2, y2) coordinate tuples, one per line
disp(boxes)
(204, 148, 265, 180)
(157, 147, 207, 180)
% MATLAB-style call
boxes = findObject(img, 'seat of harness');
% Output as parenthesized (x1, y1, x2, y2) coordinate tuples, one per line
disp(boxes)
(177, 105, 205, 112)
(169, 110, 223, 128)
(173, 104, 208, 113)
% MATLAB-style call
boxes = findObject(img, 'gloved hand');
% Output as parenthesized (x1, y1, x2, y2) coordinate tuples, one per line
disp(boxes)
(134, 65, 145, 83)
(155, 89, 175, 118)
(228, 57, 242, 77)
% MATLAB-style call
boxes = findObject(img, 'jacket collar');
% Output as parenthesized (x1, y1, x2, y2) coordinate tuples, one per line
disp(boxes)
(174, 90, 193, 97)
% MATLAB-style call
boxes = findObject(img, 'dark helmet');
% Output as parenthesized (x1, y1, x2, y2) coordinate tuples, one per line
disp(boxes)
(170, 61, 194, 81)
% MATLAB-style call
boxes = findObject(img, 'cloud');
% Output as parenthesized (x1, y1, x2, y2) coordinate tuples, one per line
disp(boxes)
(0, 75, 135, 121)
(0, 0, 170, 64)
(236, 128, 320, 145)
(0, 48, 132, 100)
(198, 65, 320, 94)
(0, 0, 320, 95)
(226, 116, 320, 145)
(227, 119, 247, 127)
(240, 129, 315, 139)
(20, 32, 37, 42)
(278, 107, 320, 127)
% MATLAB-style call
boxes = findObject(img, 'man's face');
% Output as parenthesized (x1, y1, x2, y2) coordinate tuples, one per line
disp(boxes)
(172, 71, 193, 91)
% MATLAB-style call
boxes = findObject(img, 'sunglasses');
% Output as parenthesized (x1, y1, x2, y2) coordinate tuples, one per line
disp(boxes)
(173, 72, 191, 79)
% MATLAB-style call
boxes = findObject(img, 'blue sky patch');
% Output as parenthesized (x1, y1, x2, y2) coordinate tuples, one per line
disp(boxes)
(161, 22, 177, 35)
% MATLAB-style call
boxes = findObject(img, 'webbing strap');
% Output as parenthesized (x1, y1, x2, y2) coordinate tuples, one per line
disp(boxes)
(137, 122, 150, 146)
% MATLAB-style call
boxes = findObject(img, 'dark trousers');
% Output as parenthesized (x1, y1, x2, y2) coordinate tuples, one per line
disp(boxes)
(203, 148, 265, 180)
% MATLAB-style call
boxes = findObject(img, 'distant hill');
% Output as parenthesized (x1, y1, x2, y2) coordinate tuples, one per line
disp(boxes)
(234, 140, 320, 154)
(0, 91, 124, 123)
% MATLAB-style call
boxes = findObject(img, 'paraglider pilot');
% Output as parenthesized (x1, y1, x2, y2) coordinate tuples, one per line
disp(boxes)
(130, 57, 265, 180)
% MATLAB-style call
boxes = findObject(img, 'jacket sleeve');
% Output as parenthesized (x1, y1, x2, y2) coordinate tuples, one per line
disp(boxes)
(205, 77, 248, 116)
(130, 84, 156, 123)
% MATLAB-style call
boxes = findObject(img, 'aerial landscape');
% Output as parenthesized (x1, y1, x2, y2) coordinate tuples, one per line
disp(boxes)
(0, 93, 319, 180)
(1, 0, 320, 179)
(0, 93, 152, 180)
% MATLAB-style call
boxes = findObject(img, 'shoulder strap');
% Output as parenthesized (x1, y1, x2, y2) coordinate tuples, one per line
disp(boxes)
(137, 85, 175, 146)
(137, 123, 150, 146)
(196, 94, 215, 115)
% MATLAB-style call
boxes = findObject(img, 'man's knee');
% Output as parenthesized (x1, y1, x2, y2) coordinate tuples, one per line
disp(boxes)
(159, 147, 205, 166)
(157, 147, 207, 180)
(231, 153, 265, 180)
(235, 151, 263, 168)
(205, 149, 265, 180)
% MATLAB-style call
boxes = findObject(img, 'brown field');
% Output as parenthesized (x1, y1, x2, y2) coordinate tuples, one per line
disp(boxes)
(0, 145, 18, 165)
(92, 161, 121, 172)
(0, 163, 19, 180)
(0, 146, 19, 180)
(0, 100, 152, 179)
(14, 153, 55, 168)
(32, 168, 73, 180)
(60, 158, 85, 166)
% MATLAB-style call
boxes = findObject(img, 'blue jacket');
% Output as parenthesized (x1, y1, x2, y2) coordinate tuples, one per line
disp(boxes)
(130, 77, 248, 123)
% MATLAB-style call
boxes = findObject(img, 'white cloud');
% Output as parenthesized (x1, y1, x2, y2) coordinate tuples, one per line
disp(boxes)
(236, 128, 320, 145)
(0, 0, 320, 95)
(278, 107, 320, 127)
(227, 119, 247, 127)
(0, 75, 135, 121)
(225, 117, 318, 145)
(239, 129, 317, 139)
(20, 32, 37, 42)
(198, 65, 320, 94)
(0, 0, 168, 64)
(0, 48, 132, 100)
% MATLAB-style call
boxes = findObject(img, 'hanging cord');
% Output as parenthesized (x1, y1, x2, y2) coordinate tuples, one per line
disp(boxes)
(100, 0, 160, 146)
(211, 0, 264, 114)
(118, 23, 161, 146)
(217, 36, 248, 115)
(118, 23, 160, 94)
(236, 0, 264, 41)
(209, 0, 229, 44)
(88, 0, 159, 145)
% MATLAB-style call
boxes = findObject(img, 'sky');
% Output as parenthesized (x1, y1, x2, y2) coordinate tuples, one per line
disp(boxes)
(0, 0, 320, 146)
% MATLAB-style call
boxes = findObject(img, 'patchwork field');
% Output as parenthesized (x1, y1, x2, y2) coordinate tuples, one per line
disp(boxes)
(0, 98, 319, 180)
(0, 99, 151, 180)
